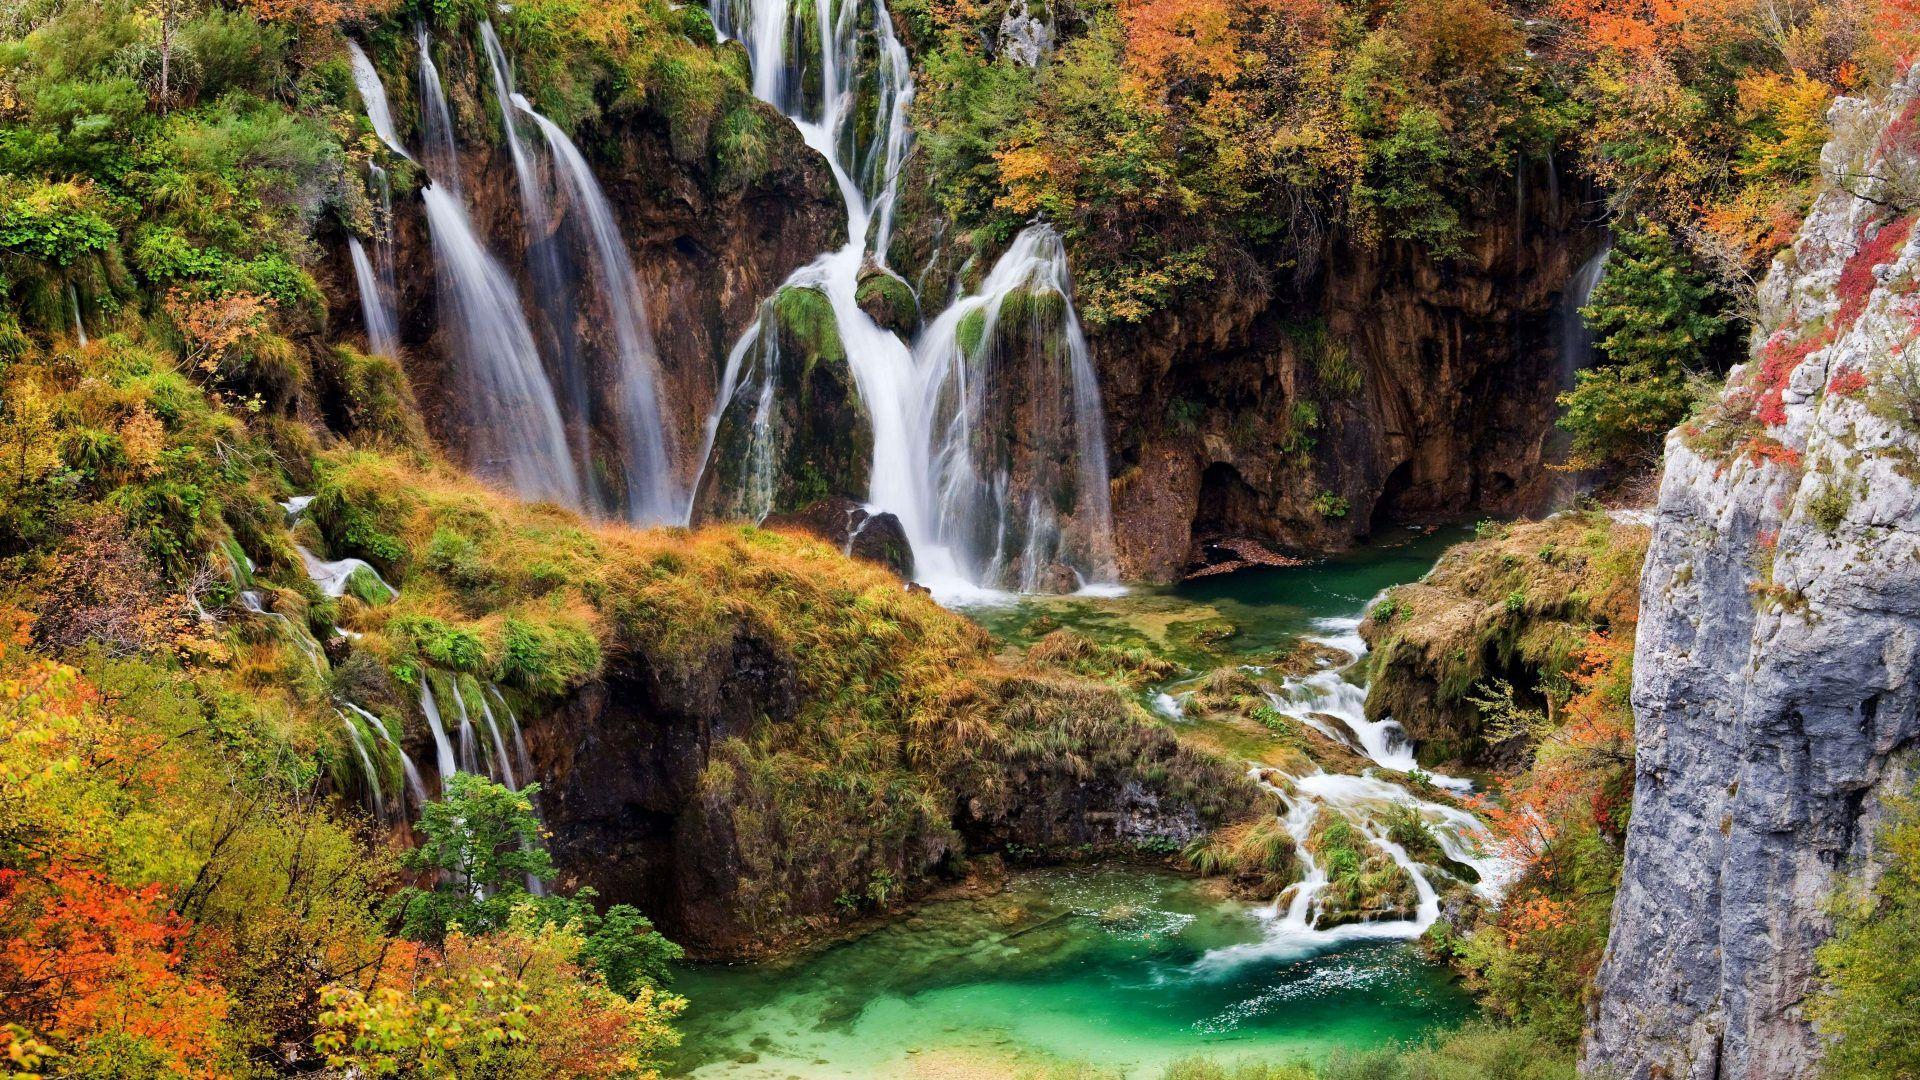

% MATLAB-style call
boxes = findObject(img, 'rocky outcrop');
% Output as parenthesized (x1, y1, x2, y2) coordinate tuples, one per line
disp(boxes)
(763, 496, 915, 578)
(1094, 163, 1600, 581)
(529, 642, 1259, 958)
(1585, 80, 1920, 1079)
(1359, 512, 1646, 770)
(689, 285, 875, 522)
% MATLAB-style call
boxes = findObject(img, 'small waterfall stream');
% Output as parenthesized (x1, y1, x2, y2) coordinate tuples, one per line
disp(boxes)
(67, 282, 87, 346)
(414, 28, 461, 194)
(521, 105, 683, 523)
(1558, 243, 1610, 389)
(918, 225, 1116, 590)
(347, 237, 398, 357)
(347, 41, 412, 160)
(422, 184, 582, 505)
(1190, 605, 1509, 969)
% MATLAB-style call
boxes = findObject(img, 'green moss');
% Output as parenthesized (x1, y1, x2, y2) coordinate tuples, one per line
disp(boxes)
(855, 268, 918, 333)
(956, 306, 987, 357)
(772, 285, 845, 365)
(498, 614, 602, 697)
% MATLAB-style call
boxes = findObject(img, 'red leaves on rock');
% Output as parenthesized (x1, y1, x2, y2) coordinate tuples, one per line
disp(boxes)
(1828, 365, 1871, 396)
(1751, 215, 1913, 426)
(1754, 327, 1830, 426)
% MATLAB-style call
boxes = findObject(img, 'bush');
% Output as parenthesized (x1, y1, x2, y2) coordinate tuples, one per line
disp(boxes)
(1812, 781, 1920, 1080)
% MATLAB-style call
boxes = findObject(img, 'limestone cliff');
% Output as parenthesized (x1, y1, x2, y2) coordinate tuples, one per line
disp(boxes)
(1094, 164, 1601, 581)
(1585, 78, 1920, 1079)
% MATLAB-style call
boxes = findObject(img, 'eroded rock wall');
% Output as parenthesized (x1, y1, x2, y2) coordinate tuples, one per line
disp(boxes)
(1095, 162, 1600, 581)
(1585, 80, 1920, 1080)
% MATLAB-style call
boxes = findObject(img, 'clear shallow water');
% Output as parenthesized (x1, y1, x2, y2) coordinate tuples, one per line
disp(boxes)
(970, 527, 1470, 672)
(671, 867, 1472, 1078)
(673, 534, 1480, 1078)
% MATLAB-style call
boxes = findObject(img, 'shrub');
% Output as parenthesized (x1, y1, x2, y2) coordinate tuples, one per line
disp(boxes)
(1812, 780, 1920, 1080)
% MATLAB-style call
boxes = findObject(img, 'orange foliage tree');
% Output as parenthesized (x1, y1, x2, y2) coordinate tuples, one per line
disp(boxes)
(0, 866, 231, 1076)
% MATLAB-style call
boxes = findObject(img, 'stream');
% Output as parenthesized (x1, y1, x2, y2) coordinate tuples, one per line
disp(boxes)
(672, 530, 1486, 1078)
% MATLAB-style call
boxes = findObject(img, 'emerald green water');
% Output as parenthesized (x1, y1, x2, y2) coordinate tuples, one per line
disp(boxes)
(972, 527, 1469, 671)
(671, 867, 1472, 1078)
(672, 532, 1476, 1079)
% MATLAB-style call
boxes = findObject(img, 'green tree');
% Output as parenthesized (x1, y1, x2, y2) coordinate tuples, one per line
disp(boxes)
(395, 774, 682, 996)
(1559, 219, 1734, 470)
(1813, 781, 1920, 1080)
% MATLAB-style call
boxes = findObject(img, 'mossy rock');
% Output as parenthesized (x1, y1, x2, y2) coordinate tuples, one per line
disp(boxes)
(693, 288, 872, 522)
(996, 285, 1068, 328)
(772, 284, 845, 365)
(855, 266, 918, 334)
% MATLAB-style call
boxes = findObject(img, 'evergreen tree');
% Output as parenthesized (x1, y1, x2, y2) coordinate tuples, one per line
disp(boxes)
(1559, 219, 1734, 470)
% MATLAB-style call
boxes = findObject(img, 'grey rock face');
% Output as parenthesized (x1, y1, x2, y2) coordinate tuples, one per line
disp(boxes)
(1583, 78, 1920, 1079)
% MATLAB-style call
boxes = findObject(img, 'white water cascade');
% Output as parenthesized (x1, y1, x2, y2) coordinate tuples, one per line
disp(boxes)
(477, 22, 595, 499)
(67, 282, 87, 346)
(523, 107, 683, 523)
(347, 41, 412, 160)
(347, 237, 399, 357)
(917, 224, 1117, 591)
(699, 0, 1116, 596)
(414, 27, 461, 193)
(1191, 602, 1511, 972)
(422, 185, 582, 506)
(1558, 243, 1610, 388)
(339, 711, 388, 822)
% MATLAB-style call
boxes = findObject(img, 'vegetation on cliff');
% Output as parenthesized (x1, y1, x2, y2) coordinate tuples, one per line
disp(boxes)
(1813, 778, 1920, 1080)
(896, 0, 1912, 330)
(1356, 513, 1645, 1048)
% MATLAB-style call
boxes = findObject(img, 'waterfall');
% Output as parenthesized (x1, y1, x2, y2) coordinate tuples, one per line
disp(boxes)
(477, 692, 518, 789)
(67, 282, 86, 346)
(347, 41, 412, 160)
(348, 238, 399, 357)
(699, 0, 1113, 595)
(1188, 602, 1513, 973)
(421, 185, 582, 506)
(478, 22, 594, 500)
(415, 27, 461, 193)
(489, 684, 536, 782)
(1558, 243, 1610, 389)
(523, 107, 683, 523)
(475, 22, 681, 521)
(916, 224, 1116, 592)
(339, 711, 388, 821)
(418, 678, 458, 780)
(347, 702, 429, 809)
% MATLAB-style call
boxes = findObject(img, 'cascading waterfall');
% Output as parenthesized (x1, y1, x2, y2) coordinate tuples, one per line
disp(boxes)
(522, 106, 683, 523)
(700, 0, 1115, 595)
(414, 27, 461, 193)
(421, 185, 582, 506)
(67, 282, 87, 346)
(339, 711, 388, 822)
(1558, 243, 1610, 389)
(347, 41, 412, 160)
(1187, 603, 1510, 971)
(917, 224, 1117, 591)
(348, 237, 399, 357)
(415, 679, 456, 781)
(477, 22, 595, 500)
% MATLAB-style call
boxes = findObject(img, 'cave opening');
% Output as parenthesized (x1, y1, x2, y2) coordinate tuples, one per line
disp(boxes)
(1371, 460, 1414, 533)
